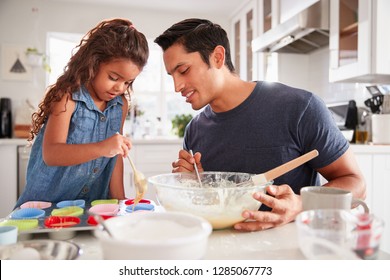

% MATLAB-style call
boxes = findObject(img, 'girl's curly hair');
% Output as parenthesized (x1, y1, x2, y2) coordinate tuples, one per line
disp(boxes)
(29, 18, 149, 141)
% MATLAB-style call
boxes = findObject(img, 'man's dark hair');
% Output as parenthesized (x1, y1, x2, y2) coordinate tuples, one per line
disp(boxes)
(154, 18, 235, 73)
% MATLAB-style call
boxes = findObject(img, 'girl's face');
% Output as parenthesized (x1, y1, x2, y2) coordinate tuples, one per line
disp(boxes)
(88, 59, 141, 104)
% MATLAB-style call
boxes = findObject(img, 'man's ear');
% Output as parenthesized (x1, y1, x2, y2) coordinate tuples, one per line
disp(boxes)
(211, 45, 225, 69)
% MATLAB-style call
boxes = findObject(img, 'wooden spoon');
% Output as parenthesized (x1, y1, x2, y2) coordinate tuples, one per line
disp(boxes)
(127, 155, 148, 211)
(238, 149, 319, 186)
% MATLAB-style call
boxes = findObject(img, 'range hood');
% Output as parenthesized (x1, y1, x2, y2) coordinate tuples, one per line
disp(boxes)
(252, 0, 329, 54)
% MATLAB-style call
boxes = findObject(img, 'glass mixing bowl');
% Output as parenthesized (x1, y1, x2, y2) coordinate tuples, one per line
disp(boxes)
(148, 172, 273, 230)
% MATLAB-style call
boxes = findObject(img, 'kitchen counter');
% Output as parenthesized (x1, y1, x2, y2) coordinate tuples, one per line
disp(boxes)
(37, 222, 389, 260)
(350, 143, 390, 153)
(0, 137, 182, 146)
(0, 138, 30, 146)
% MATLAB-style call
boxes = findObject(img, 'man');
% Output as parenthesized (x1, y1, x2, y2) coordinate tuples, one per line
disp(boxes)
(154, 18, 366, 231)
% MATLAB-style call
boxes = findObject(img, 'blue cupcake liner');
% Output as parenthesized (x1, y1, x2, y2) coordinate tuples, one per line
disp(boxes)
(125, 203, 155, 213)
(11, 208, 45, 219)
(56, 199, 86, 208)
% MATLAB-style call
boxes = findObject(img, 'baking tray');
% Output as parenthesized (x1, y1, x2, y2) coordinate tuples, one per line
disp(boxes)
(0, 199, 158, 239)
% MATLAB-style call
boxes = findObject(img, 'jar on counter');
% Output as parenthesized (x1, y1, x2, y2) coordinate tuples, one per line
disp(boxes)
(14, 99, 34, 139)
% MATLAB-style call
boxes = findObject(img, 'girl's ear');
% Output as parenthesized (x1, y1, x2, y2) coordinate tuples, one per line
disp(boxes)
(211, 45, 225, 69)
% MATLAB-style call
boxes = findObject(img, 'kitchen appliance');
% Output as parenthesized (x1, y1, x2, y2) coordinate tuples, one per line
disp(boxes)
(0, 98, 12, 138)
(327, 100, 358, 142)
(252, 0, 329, 54)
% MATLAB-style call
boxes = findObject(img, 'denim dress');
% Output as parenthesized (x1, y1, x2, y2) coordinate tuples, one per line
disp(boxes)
(15, 86, 124, 208)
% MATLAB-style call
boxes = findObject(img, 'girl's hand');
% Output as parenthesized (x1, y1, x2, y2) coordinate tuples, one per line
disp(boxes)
(104, 133, 132, 158)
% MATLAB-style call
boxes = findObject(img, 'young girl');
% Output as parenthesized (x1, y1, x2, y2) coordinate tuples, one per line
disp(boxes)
(15, 18, 149, 208)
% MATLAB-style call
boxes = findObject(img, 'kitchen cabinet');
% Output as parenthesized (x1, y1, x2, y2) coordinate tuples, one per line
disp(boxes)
(253, 0, 329, 82)
(352, 145, 390, 254)
(329, 0, 390, 83)
(0, 144, 17, 217)
(0, 139, 29, 217)
(231, 0, 258, 81)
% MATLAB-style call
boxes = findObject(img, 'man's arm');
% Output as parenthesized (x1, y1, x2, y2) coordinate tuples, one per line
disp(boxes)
(317, 147, 366, 200)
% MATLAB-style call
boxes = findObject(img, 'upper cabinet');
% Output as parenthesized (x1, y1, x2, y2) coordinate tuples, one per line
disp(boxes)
(329, 0, 390, 83)
(252, 0, 329, 54)
(231, 1, 258, 81)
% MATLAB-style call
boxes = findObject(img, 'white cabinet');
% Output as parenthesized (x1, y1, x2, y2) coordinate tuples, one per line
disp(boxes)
(231, 0, 258, 81)
(329, 0, 390, 83)
(352, 145, 390, 254)
(0, 143, 18, 217)
(0, 139, 28, 217)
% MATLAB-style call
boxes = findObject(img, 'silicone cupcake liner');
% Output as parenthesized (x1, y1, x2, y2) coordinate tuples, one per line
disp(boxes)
(44, 216, 81, 228)
(11, 208, 45, 219)
(20, 201, 52, 209)
(56, 199, 86, 208)
(87, 215, 115, 226)
(0, 219, 39, 231)
(125, 203, 155, 213)
(51, 206, 84, 217)
(91, 199, 118, 206)
(89, 204, 119, 216)
(124, 198, 151, 205)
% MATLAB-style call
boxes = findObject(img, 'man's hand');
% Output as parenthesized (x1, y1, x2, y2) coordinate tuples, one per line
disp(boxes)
(234, 184, 302, 231)
(172, 149, 203, 173)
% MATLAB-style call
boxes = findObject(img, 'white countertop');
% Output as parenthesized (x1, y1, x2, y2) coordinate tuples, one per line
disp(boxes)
(0, 137, 183, 146)
(2, 138, 390, 153)
(351, 143, 390, 153)
(44, 222, 389, 260)
(0, 138, 30, 146)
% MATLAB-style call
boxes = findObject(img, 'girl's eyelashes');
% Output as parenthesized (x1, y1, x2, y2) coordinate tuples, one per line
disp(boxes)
(109, 75, 133, 88)
(109, 75, 118, 81)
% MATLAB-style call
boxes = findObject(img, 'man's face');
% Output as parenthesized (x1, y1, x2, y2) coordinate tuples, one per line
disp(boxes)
(163, 43, 222, 111)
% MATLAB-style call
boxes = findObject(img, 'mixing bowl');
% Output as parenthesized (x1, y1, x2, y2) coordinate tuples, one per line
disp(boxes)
(148, 172, 272, 229)
(0, 239, 81, 260)
(95, 211, 212, 259)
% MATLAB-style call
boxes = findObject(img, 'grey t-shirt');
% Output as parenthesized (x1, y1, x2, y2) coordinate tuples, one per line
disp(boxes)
(184, 81, 349, 195)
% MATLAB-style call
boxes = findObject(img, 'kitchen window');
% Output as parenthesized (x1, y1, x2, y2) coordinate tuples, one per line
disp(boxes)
(47, 32, 194, 138)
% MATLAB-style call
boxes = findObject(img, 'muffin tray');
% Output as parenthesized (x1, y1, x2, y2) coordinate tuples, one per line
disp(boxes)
(0, 198, 157, 239)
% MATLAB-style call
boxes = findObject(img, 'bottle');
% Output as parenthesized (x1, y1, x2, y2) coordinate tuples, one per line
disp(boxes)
(156, 117, 163, 137)
(0, 98, 12, 138)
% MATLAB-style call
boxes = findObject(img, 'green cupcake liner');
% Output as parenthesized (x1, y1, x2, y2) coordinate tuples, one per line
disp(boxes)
(0, 219, 39, 231)
(91, 199, 118, 206)
(51, 206, 84, 217)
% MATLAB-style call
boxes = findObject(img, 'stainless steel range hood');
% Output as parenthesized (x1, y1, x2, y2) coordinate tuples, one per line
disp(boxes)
(252, 0, 329, 54)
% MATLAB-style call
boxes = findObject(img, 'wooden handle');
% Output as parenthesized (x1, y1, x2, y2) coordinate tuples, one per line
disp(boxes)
(264, 149, 319, 181)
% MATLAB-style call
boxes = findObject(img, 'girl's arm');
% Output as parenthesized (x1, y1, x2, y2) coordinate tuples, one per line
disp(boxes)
(42, 93, 131, 166)
(109, 155, 126, 199)
(109, 96, 130, 199)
